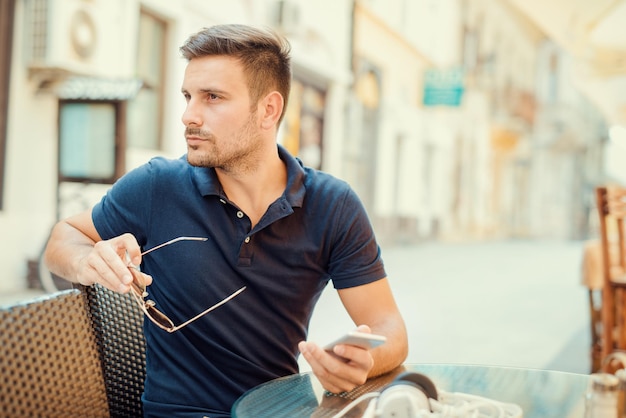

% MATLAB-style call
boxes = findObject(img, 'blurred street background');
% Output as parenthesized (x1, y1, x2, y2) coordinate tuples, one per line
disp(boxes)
(2, 0, 626, 373)
(301, 239, 589, 374)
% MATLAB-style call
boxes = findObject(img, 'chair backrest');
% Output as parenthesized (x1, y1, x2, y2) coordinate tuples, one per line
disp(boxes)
(0, 289, 110, 417)
(596, 185, 626, 280)
(595, 185, 626, 361)
(81, 283, 146, 418)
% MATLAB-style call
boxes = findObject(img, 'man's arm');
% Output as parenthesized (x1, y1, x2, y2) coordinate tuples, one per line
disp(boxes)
(338, 278, 408, 376)
(44, 208, 146, 293)
(298, 278, 408, 393)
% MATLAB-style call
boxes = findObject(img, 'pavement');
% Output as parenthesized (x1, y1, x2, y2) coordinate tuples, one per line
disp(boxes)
(300, 239, 591, 375)
(1, 239, 591, 374)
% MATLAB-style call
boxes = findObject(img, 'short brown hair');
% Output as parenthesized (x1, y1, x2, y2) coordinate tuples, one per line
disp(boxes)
(180, 24, 292, 124)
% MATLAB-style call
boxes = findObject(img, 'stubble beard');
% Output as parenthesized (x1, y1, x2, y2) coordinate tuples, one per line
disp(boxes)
(185, 130, 218, 168)
(185, 114, 263, 174)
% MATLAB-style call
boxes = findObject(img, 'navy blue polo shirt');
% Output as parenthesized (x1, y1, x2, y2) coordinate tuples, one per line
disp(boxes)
(92, 145, 386, 417)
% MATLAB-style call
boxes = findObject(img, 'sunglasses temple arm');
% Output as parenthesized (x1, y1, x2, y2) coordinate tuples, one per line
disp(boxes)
(170, 286, 247, 332)
(140, 236, 208, 257)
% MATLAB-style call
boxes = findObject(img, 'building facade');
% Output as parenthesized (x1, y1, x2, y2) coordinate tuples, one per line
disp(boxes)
(0, 0, 354, 293)
(0, 0, 611, 294)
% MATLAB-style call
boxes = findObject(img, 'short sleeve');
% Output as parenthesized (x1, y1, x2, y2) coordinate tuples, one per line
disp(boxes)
(327, 186, 386, 289)
(92, 161, 155, 245)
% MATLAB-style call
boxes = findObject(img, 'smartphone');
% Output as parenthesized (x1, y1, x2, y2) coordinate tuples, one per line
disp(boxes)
(323, 331, 387, 351)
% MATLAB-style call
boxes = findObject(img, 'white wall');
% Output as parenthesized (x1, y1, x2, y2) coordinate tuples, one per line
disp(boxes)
(1, 0, 59, 292)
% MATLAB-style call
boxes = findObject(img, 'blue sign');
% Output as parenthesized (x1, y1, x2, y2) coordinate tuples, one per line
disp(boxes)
(423, 68, 464, 107)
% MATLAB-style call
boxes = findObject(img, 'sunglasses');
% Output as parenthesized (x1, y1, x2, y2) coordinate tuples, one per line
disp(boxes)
(127, 236, 246, 333)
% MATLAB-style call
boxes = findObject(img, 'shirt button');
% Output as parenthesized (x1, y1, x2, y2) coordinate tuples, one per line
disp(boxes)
(244, 236, 251, 243)
(236, 211, 244, 218)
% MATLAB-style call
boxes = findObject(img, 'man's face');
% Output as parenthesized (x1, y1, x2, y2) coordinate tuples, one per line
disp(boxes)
(181, 55, 262, 171)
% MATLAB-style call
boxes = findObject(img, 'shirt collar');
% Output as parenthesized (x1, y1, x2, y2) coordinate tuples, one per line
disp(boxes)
(191, 144, 306, 208)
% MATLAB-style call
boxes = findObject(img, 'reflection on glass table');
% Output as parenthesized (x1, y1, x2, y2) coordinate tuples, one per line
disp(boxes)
(232, 363, 589, 418)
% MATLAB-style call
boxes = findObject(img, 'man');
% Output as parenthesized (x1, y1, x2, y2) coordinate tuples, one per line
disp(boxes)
(44, 24, 408, 417)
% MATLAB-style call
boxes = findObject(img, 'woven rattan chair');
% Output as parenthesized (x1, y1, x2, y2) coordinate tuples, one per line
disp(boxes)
(81, 283, 146, 417)
(0, 289, 109, 417)
(0, 285, 146, 418)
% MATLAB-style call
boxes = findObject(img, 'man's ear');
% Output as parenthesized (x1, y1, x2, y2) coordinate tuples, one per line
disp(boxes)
(258, 91, 284, 129)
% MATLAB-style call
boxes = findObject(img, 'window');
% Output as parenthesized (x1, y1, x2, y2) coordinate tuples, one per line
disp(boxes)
(58, 101, 125, 183)
(281, 78, 326, 169)
(127, 11, 167, 149)
(0, 0, 16, 209)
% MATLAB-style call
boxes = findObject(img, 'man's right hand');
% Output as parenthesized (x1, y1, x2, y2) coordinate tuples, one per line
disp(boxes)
(44, 210, 152, 295)
(77, 233, 152, 293)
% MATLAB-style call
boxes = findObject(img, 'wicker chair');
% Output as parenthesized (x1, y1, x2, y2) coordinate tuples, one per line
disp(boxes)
(0, 285, 145, 418)
(82, 283, 146, 417)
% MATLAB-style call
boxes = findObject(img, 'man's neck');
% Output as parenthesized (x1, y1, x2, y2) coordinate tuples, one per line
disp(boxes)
(216, 147, 287, 229)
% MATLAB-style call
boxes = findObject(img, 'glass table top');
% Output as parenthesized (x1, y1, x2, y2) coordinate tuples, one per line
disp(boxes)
(232, 363, 590, 418)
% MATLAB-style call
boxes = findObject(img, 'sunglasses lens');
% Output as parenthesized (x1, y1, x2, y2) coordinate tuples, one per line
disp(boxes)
(129, 285, 174, 331)
(145, 305, 175, 329)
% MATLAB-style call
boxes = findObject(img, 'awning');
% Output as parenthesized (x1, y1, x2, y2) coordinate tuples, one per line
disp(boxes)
(55, 76, 143, 101)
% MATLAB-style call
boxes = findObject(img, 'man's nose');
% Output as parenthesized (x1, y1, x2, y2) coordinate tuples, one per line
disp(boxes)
(182, 101, 202, 127)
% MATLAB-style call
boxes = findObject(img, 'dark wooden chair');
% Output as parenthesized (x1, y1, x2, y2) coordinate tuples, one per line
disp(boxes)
(595, 185, 626, 366)
(0, 284, 145, 417)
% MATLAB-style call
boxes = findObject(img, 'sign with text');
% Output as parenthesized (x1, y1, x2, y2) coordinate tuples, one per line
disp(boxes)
(423, 68, 464, 107)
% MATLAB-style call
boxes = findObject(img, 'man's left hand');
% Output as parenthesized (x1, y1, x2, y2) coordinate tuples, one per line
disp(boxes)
(298, 325, 375, 394)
